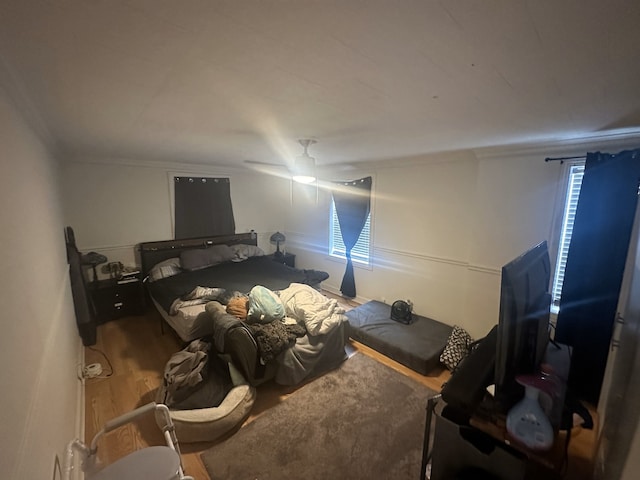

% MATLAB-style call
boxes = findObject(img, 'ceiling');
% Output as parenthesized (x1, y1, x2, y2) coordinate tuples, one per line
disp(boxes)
(1, 0, 639, 171)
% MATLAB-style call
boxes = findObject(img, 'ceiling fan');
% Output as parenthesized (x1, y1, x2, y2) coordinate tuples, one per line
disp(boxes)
(244, 138, 318, 183)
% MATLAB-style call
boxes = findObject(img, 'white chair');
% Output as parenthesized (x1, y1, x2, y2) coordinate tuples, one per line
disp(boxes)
(63, 402, 194, 480)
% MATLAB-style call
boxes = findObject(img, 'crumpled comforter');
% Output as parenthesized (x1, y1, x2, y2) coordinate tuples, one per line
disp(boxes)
(278, 283, 346, 336)
(169, 286, 240, 315)
(202, 285, 348, 386)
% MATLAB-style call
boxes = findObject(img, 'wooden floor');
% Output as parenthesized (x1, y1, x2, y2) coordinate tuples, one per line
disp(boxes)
(84, 292, 596, 479)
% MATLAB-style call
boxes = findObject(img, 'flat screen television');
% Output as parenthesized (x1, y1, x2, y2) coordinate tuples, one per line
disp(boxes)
(494, 241, 552, 413)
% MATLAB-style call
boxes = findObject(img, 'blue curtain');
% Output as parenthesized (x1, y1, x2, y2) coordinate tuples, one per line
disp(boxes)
(556, 149, 640, 404)
(174, 177, 235, 239)
(332, 177, 372, 298)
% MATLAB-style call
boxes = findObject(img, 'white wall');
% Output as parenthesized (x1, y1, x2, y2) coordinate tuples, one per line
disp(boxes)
(60, 160, 290, 272)
(0, 88, 82, 479)
(283, 150, 564, 339)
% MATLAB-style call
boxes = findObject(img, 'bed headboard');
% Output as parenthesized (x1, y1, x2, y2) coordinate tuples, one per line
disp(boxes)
(138, 232, 257, 276)
(66, 226, 97, 346)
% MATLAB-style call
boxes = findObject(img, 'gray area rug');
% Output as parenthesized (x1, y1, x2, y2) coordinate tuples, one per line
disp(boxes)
(201, 353, 436, 480)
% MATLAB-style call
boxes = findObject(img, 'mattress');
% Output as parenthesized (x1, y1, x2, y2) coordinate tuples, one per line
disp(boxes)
(345, 300, 453, 375)
(147, 256, 328, 313)
(151, 297, 213, 343)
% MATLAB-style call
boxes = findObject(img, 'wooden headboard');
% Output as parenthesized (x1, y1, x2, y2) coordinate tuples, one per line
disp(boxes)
(66, 226, 97, 345)
(138, 232, 257, 276)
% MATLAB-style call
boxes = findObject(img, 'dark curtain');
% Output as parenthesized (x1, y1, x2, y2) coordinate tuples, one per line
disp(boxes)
(332, 176, 372, 298)
(174, 177, 235, 239)
(556, 149, 640, 404)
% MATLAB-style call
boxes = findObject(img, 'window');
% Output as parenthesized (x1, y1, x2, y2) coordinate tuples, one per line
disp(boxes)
(551, 162, 585, 309)
(329, 198, 371, 265)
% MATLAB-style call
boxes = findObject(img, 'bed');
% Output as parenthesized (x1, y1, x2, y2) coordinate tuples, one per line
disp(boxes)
(139, 233, 348, 386)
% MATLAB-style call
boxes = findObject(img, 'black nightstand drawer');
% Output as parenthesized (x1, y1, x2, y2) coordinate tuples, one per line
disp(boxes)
(91, 277, 145, 323)
(269, 252, 295, 268)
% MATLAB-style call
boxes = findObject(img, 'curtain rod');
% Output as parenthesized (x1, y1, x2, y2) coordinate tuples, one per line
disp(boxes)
(544, 155, 586, 164)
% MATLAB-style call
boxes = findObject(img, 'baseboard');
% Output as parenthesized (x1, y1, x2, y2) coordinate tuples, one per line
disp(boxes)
(72, 337, 86, 480)
(321, 283, 370, 306)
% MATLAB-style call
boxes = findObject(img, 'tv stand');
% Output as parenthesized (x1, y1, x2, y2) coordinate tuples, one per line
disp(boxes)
(421, 398, 570, 480)
(421, 342, 572, 480)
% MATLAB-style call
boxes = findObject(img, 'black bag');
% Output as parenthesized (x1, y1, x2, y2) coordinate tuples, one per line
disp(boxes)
(391, 300, 413, 324)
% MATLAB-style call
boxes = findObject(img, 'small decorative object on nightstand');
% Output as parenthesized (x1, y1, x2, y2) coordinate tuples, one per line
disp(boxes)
(270, 252, 295, 268)
(91, 273, 145, 323)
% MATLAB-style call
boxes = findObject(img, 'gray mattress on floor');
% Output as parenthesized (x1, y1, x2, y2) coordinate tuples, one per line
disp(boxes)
(345, 300, 453, 375)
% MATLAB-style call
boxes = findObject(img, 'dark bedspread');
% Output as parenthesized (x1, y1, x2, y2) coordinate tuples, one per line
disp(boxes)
(147, 256, 329, 313)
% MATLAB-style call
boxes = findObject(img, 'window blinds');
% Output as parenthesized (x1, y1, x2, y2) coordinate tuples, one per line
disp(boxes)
(330, 199, 371, 264)
(552, 163, 585, 306)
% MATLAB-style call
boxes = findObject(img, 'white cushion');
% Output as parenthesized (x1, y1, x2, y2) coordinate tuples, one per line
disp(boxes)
(168, 385, 256, 443)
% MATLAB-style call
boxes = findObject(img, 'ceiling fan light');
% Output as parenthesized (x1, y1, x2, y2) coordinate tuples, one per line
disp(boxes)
(293, 175, 316, 184)
(292, 153, 316, 183)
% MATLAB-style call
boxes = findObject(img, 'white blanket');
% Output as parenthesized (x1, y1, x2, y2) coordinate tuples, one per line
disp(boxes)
(278, 283, 346, 336)
(169, 286, 226, 315)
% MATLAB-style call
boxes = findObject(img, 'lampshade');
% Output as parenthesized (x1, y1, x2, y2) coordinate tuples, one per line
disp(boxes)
(81, 251, 108, 283)
(292, 154, 316, 183)
(270, 231, 286, 256)
(292, 139, 317, 183)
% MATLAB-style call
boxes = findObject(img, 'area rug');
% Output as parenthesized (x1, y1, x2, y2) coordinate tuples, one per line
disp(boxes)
(200, 353, 436, 480)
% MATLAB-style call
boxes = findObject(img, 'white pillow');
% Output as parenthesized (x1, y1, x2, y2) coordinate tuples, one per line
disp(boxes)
(230, 244, 265, 262)
(148, 257, 182, 282)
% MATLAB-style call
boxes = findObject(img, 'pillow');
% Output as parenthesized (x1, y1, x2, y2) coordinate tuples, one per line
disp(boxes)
(147, 257, 182, 282)
(230, 243, 265, 262)
(180, 244, 236, 271)
(247, 285, 284, 324)
(440, 325, 474, 371)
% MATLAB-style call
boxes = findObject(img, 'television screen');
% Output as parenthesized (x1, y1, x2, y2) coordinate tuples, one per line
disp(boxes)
(494, 241, 552, 412)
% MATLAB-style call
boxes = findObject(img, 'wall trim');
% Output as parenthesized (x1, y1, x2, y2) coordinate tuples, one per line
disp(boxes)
(473, 130, 640, 161)
(76, 336, 85, 442)
(285, 231, 501, 276)
(375, 246, 501, 275)
(61, 129, 640, 174)
(467, 264, 502, 275)
(374, 245, 468, 268)
(321, 283, 372, 306)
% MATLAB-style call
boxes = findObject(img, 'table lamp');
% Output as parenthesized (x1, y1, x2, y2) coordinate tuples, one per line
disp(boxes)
(81, 251, 108, 283)
(270, 231, 286, 258)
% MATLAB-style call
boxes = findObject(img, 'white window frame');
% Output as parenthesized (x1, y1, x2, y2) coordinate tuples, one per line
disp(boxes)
(551, 161, 585, 312)
(329, 198, 372, 266)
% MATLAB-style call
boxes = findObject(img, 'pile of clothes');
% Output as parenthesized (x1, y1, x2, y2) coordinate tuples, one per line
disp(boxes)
(157, 339, 234, 410)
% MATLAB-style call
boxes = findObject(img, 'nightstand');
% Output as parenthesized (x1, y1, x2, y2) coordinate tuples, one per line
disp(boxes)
(91, 276, 145, 323)
(270, 252, 296, 268)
